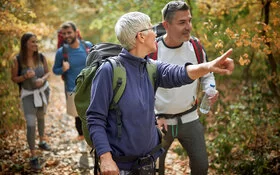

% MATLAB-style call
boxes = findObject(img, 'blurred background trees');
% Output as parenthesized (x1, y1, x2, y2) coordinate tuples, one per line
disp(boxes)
(1, 0, 279, 174)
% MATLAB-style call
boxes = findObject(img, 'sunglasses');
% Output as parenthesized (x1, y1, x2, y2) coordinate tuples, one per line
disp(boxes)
(163, 1, 185, 20)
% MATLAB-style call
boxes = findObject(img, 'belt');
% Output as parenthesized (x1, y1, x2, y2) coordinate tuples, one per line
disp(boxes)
(156, 104, 197, 119)
(112, 144, 162, 163)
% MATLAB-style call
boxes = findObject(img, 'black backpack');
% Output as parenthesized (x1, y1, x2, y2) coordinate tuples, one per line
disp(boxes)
(85, 42, 123, 66)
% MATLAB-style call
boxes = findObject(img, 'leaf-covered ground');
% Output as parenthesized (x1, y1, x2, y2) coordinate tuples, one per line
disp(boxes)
(0, 53, 216, 175)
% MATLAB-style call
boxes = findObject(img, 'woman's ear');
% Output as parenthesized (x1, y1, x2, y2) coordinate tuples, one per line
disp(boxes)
(136, 32, 144, 39)
(140, 32, 144, 39)
(136, 32, 145, 43)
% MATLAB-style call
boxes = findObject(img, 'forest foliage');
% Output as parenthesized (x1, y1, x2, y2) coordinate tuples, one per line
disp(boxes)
(0, 0, 279, 174)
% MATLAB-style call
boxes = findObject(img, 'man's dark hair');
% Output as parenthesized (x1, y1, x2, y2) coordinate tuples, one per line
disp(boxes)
(61, 21, 77, 32)
(162, 1, 190, 23)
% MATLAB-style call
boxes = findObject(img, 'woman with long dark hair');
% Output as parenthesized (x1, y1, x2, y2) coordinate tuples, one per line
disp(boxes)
(11, 32, 51, 171)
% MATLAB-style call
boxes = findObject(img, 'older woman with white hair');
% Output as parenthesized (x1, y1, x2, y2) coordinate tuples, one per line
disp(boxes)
(87, 11, 234, 175)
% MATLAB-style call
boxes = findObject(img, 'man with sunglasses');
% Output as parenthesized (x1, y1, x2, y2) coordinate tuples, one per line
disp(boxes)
(155, 1, 219, 175)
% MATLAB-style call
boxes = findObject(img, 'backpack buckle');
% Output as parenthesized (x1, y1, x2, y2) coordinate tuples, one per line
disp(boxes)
(137, 155, 153, 166)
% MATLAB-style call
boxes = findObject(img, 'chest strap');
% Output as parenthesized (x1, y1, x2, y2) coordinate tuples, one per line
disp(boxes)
(156, 104, 197, 119)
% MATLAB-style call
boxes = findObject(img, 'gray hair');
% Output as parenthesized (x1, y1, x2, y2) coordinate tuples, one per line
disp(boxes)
(115, 12, 151, 50)
(162, 1, 190, 23)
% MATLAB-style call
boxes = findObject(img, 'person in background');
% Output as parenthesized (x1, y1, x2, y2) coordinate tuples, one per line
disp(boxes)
(155, 1, 219, 174)
(11, 32, 51, 171)
(53, 21, 93, 152)
(86, 11, 234, 175)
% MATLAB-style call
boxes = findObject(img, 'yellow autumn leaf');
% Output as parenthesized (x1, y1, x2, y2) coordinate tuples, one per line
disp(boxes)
(272, 18, 280, 26)
(225, 27, 238, 39)
(1, 59, 7, 67)
(263, 24, 271, 32)
(29, 11, 37, 18)
(239, 56, 250, 66)
(244, 40, 250, 47)
(215, 40, 223, 49)
(204, 34, 208, 41)
(235, 40, 243, 47)
(263, 48, 272, 55)
(265, 38, 272, 43)
(271, 1, 279, 8)
(239, 56, 245, 66)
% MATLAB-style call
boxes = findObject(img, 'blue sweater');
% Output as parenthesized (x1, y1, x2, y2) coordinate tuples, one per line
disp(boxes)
(53, 41, 92, 92)
(86, 49, 194, 170)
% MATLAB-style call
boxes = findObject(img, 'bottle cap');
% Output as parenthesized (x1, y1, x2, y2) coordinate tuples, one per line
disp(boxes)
(210, 84, 215, 88)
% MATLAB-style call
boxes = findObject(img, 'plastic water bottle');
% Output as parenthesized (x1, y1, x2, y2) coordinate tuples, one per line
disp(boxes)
(199, 84, 216, 114)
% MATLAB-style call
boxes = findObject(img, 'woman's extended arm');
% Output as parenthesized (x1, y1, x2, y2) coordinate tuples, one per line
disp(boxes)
(187, 48, 234, 80)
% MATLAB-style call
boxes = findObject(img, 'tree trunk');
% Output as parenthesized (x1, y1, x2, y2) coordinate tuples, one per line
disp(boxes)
(262, 0, 280, 103)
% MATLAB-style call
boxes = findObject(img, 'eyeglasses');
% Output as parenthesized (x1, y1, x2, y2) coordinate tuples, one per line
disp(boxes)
(138, 26, 156, 33)
(136, 26, 156, 38)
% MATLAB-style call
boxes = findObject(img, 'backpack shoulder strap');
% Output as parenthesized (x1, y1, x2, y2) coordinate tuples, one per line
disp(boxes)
(62, 44, 68, 61)
(61, 41, 90, 62)
(107, 57, 126, 109)
(107, 56, 126, 138)
(80, 40, 91, 54)
(16, 55, 22, 76)
(150, 36, 205, 64)
(146, 59, 157, 92)
(39, 53, 45, 63)
(15, 55, 23, 92)
(189, 37, 204, 64)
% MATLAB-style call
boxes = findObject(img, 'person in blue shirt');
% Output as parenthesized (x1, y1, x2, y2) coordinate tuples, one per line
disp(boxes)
(86, 12, 234, 175)
(53, 21, 92, 151)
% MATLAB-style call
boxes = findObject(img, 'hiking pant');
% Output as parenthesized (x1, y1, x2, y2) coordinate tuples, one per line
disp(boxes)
(21, 89, 49, 150)
(159, 119, 208, 175)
